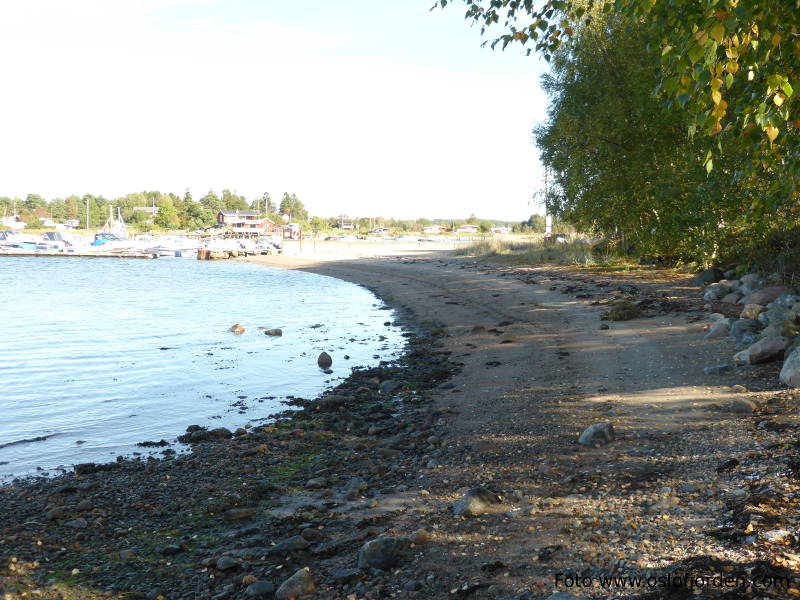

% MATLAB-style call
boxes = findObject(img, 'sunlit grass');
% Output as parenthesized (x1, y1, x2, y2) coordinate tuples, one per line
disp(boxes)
(453, 237, 634, 268)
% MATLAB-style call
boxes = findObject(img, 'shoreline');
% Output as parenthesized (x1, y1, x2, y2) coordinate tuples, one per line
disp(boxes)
(0, 252, 460, 600)
(0, 254, 410, 484)
(3, 251, 799, 599)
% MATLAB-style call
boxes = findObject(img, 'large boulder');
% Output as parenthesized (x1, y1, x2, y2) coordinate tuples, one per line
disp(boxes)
(740, 286, 788, 306)
(704, 319, 730, 339)
(780, 347, 800, 387)
(734, 337, 790, 365)
(703, 282, 731, 302)
(720, 292, 742, 304)
(691, 268, 723, 286)
(759, 306, 797, 326)
(774, 292, 798, 308)
(720, 279, 740, 291)
(758, 321, 798, 340)
(730, 319, 762, 343)
(740, 304, 766, 320)
(704, 319, 732, 340)
(738, 274, 762, 295)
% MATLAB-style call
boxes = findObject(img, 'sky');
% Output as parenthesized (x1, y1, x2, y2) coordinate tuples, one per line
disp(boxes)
(0, 0, 549, 221)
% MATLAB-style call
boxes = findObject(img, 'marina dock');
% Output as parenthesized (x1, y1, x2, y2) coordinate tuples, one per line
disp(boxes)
(0, 250, 158, 259)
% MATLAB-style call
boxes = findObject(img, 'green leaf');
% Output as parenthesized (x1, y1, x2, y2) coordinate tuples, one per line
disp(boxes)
(725, 73, 734, 88)
(782, 81, 794, 98)
(688, 42, 705, 64)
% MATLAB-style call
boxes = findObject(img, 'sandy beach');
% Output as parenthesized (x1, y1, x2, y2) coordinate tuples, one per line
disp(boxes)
(2, 249, 797, 599)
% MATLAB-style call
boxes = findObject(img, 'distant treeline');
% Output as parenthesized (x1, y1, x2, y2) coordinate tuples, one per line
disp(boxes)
(0, 192, 547, 234)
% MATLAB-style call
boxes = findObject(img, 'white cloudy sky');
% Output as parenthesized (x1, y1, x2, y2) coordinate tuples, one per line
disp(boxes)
(0, 0, 548, 221)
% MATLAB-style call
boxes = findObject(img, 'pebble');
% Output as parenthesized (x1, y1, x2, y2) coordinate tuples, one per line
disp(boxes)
(703, 363, 733, 375)
(331, 567, 362, 583)
(225, 507, 257, 521)
(216, 556, 240, 571)
(357, 536, 410, 569)
(162, 544, 182, 556)
(305, 475, 328, 489)
(245, 581, 276, 597)
(64, 517, 88, 529)
(452, 487, 501, 517)
(764, 529, 791, 542)
(75, 499, 93, 511)
(275, 567, 315, 600)
(577, 422, 615, 447)
(45, 506, 67, 521)
(268, 535, 310, 555)
(728, 398, 756, 414)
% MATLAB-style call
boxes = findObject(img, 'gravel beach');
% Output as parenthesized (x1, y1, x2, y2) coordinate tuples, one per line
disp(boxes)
(2, 249, 799, 599)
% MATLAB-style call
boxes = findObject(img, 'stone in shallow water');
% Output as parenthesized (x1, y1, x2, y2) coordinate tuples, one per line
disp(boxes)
(317, 351, 332, 368)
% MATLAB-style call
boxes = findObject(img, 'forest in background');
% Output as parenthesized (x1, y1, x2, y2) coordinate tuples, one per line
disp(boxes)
(0, 192, 547, 235)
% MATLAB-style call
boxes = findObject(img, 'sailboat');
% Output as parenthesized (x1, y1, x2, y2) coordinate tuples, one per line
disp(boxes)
(92, 206, 128, 245)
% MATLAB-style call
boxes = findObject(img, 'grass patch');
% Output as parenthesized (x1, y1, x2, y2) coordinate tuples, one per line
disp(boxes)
(454, 237, 627, 267)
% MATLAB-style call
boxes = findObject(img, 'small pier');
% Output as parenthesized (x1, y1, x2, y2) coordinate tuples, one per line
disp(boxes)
(196, 248, 279, 260)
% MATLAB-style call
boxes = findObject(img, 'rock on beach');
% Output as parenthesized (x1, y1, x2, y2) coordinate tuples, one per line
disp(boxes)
(357, 536, 410, 570)
(733, 336, 790, 365)
(452, 487, 501, 517)
(780, 347, 800, 386)
(275, 567, 315, 600)
(577, 422, 615, 447)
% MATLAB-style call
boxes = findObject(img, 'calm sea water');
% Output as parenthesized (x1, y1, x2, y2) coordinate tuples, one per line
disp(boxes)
(0, 257, 405, 480)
